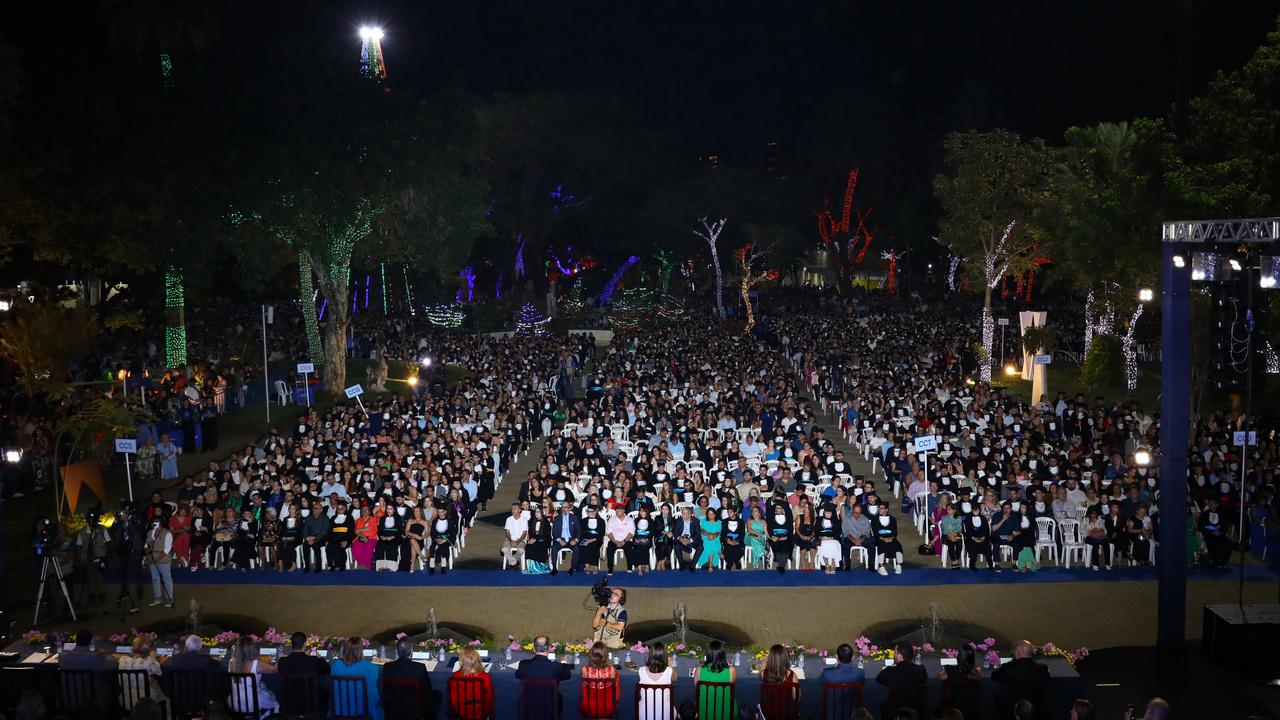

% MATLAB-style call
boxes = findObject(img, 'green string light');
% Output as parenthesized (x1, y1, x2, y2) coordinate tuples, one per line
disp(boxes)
(298, 253, 324, 366)
(164, 265, 187, 367)
(402, 266, 415, 315)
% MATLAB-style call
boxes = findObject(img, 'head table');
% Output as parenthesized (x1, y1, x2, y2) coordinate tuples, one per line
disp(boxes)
(4, 643, 1083, 719)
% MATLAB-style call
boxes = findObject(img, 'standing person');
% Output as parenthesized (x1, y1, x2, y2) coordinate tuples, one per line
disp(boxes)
(591, 587, 629, 649)
(112, 505, 146, 610)
(992, 641, 1050, 720)
(146, 517, 175, 607)
(502, 504, 530, 569)
(380, 636, 440, 720)
(637, 642, 674, 720)
(74, 510, 111, 607)
(156, 433, 179, 483)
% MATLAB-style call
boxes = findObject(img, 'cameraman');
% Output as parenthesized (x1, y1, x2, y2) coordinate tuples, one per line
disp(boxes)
(591, 587, 628, 649)
(111, 504, 146, 610)
(75, 510, 111, 607)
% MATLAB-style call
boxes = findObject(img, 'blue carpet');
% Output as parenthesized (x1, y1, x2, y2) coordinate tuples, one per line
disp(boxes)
(169, 564, 1278, 588)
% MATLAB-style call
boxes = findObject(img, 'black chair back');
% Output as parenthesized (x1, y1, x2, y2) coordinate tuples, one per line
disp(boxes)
(579, 676, 618, 719)
(226, 672, 261, 720)
(820, 682, 864, 720)
(382, 677, 421, 720)
(695, 680, 736, 720)
(168, 669, 213, 718)
(759, 679, 800, 720)
(447, 675, 493, 720)
(116, 669, 152, 710)
(278, 671, 323, 719)
(58, 668, 97, 717)
(330, 674, 371, 720)
(634, 683, 673, 720)
(517, 678, 561, 720)
(0, 667, 37, 716)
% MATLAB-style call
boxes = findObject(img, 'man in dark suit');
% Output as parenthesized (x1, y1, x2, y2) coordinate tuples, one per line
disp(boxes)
(550, 502, 581, 576)
(160, 634, 224, 706)
(514, 635, 572, 719)
(874, 643, 929, 720)
(992, 641, 1051, 720)
(819, 643, 866, 718)
(58, 630, 117, 710)
(671, 506, 702, 572)
(380, 637, 439, 719)
(275, 631, 331, 712)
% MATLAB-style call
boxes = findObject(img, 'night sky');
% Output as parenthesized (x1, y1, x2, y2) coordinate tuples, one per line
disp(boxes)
(2, 0, 1276, 220)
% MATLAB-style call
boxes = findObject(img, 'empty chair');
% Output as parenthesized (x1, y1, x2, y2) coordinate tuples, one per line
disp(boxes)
(1059, 518, 1088, 568)
(274, 379, 290, 407)
(1034, 517, 1059, 564)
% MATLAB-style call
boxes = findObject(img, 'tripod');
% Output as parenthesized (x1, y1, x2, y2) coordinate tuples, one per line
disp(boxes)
(33, 554, 77, 625)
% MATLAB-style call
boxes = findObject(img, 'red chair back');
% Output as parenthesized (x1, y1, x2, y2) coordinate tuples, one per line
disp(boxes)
(579, 675, 619, 719)
(695, 680, 736, 720)
(760, 679, 800, 720)
(447, 675, 493, 720)
(820, 682, 864, 720)
(634, 683, 673, 720)
(330, 675, 371, 720)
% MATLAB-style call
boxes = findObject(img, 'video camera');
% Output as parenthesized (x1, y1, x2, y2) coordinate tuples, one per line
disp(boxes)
(590, 576, 613, 606)
(32, 517, 56, 557)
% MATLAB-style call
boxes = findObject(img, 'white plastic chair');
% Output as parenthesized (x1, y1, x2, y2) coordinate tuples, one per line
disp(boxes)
(1059, 519, 1087, 568)
(274, 380, 290, 407)
(849, 545, 869, 569)
(1034, 517, 1059, 565)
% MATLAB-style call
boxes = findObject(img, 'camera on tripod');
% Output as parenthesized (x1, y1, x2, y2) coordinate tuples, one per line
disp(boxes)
(32, 517, 56, 557)
(590, 576, 613, 606)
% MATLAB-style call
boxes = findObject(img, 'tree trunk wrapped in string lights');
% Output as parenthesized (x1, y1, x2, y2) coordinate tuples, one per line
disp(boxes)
(693, 217, 727, 317)
(163, 264, 187, 368)
(735, 243, 778, 334)
(297, 252, 324, 367)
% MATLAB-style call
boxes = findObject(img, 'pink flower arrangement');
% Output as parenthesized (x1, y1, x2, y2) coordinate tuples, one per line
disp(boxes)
(395, 633, 408, 640)
(921, 643, 935, 653)
(263, 628, 290, 645)
(468, 639, 483, 647)
(507, 635, 521, 651)
(986, 651, 1001, 667)
(630, 642, 647, 653)
(942, 648, 959, 659)
(21, 631, 48, 645)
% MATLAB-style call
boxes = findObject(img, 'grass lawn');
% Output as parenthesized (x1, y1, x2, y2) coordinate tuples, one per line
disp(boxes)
(991, 360, 1161, 409)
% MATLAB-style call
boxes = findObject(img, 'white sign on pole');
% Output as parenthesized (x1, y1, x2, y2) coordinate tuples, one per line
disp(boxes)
(1033, 354, 1053, 365)
(344, 384, 364, 399)
(115, 438, 137, 502)
(297, 362, 315, 374)
(1233, 431, 1258, 446)
(997, 318, 1010, 326)
(298, 363, 315, 407)
(913, 435, 938, 453)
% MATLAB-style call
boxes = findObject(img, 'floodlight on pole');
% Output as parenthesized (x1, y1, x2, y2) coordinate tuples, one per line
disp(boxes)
(358, 26, 387, 79)
(1172, 254, 1186, 268)
(1138, 288, 1154, 303)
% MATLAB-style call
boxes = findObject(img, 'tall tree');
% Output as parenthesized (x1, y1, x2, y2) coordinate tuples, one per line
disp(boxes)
(934, 130, 1054, 381)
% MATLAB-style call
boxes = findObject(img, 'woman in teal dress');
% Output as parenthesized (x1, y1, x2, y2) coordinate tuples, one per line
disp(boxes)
(746, 505, 767, 569)
(697, 508, 722, 570)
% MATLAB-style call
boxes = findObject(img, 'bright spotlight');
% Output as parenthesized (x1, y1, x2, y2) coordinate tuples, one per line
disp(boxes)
(0, 300, 10, 312)
(1229, 258, 1242, 272)
(1138, 288, 1154, 303)
(1004, 365, 1017, 376)
(1172, 254, 1186, 268)
(3, 449, 21, 464)
(1134, 449, 1151, 467)
(407, 376, 419, 387)
(359, 26, 383, 41)
(420, 357, 432, 368)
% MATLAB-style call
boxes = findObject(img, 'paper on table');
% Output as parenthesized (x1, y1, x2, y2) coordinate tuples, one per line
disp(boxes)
(24, 652, 51, 664)
(941, 658, 957, 666)
(823, 658, 837, 666)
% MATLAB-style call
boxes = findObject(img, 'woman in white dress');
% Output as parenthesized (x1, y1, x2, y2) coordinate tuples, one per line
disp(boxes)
(118, 638, 168, 710)
(637, 642, 675, 720)
(816, 506, 844, 574)
(227, 641, 279, 716)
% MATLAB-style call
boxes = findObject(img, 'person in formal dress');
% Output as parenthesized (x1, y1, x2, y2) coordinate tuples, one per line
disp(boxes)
(448, 646, 494, 720)
(579, 641, 621, 718)
(580, 505, 607, 574)
(992, 641, 1050, 720)
(524, 505, 553, 574)
(380, 636, 440, 720)
(326, 503, 354, 571)
(696, 508, 723, 570)
(628, 506, 656, 575)
(160, 634, 221, 703)
(720, 506, 747, 570)
(672, 506, 702, 572)
(551, 501, 582, 576)
(964, 507, 996, 571)
(873, 504, 904, 575)
(515, 635, 573, 719)
(428, 506, 457, 575)
(637, 642, 675, 720)
(875, 643, 929, 720)
(767, 499, 794, 574)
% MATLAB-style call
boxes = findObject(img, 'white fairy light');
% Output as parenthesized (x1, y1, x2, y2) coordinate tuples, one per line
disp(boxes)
(1121, 304, 1144, 391)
